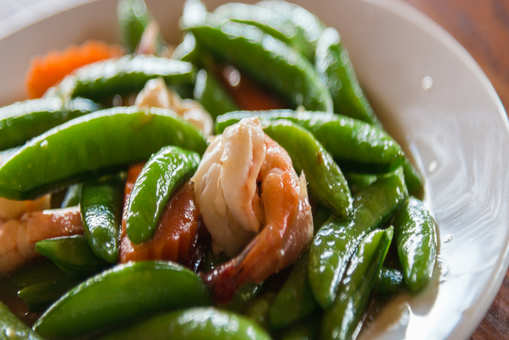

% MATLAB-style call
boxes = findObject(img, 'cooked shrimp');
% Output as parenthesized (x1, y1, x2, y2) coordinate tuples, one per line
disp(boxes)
(135, 78, 213, 136)
(0, 207, 83, 273)
(0, 195, 50, 221)
(193, 118, 313, 301)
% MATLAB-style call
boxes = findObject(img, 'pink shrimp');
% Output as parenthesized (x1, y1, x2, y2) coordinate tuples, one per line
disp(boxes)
(192, 118, 313, 301)
(0, 207, 83, 273)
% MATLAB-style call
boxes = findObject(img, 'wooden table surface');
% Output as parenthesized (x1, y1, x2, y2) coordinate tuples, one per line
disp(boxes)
(406, 1, 509, 339)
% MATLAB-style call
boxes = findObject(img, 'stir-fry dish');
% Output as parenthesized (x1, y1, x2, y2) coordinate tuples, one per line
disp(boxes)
(0, 0, 438, 339)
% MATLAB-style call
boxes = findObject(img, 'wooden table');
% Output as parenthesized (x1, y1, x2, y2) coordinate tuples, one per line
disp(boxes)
(406, 1, 509, 339)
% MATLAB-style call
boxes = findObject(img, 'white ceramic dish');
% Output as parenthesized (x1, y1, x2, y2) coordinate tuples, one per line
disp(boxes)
(0, 0, 508, 339)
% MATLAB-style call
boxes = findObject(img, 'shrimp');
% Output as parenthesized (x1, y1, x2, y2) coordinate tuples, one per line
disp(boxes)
(0, 207, 83, 273)
(135, 78, 213, 136)
(0, 195, 50, 221)
(193, 117, 313, 301)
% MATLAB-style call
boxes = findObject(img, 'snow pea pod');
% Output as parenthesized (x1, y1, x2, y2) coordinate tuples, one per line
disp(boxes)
(17, 276, 79, 312)
(0, 97, 98, 150)
(194, 69, 238, 118)
(321, 227, 393, 340)
(126, 146, 200, 244)
(98, 307, 270, 340)
(264, 120, 352, 219)
(0, 106, 207, 200)
(375, 267, 404, 296)
(315, 28, 379, 125)
(244, 292, 275, 329)
(188, 20, 332, 112)
(56, 56, 195, 101)
(81, 176, 124, 262)
(117, 0, 150, 53)
(60, 184, 82, 208)
(278, 315, 320, 340)
(393, 197, 437, 292)
(308, 168, 407, 308)
(33, 261, 210, 338)
(0, 302, 43, 340)
(35, 235, 107, 274)
(402, 159, 424, 199)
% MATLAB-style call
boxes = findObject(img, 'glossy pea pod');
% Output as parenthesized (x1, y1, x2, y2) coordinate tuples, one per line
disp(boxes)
(0, 302, 43, 340)
(33, 261, 210, 338)
(60, 183, 82, 208)
(278, 315, 321, 340)
(244, 292, 276, 329)
(117, 0, 150, 53)
(308, 168, 407, 308)
(215, 110, 405, 172)
(264, 120, 352, 219)
(81, 176, 124, 262)
(321, 227, 393, 340)
(0, 97, 99, 150)
(17, 276, 79, 312)
(193, 69, 238, 118)
(187, 20, 333, 112)
(375, 267, 404, 296)
(0, 106, 207, 200)
(126, 146, 200, 244)
(393, 197, 437, 292)
(98, 307, 271, 340)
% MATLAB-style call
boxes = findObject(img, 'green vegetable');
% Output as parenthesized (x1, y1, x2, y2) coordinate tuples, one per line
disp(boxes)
(393, 197, 437, 292)
(173, 33, 201, 63)
(0, 302, 43, 340)
(35, 235, 107, 274)
(0, 106, 207, 200)
(278, 315, 320, 340)
(126, 146, 200, 244)
(97, 307, 271, 340)
(244, 292, 275, 329)
(8, 259, 65, 289)
(180, 0, 208, 30)
(60, 183, 82, 208)
(117, 0, 150, 53)
(17, 276, 78, 312)
(81, 176, 124, 262)
(194, 69, 238, 118)
(188, 20, 332, 111)
(308, 168, 407, 308)
(0, 97, 98, 149)
(402, 159, 424, 198)
(264, 120, 352, 219)
(321, 227, 393, 340)
(345, 173, 378, 194)
(315, 27, 379, 125)
(33, 261, 210, 338)
(224, 283, 262, 312)
(215, 110, 404, 172)
(56, 56, 195, 101)
(375, 267, 404, 296)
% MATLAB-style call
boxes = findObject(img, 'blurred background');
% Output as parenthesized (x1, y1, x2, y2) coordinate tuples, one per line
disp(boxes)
(0, 0, 507, 338)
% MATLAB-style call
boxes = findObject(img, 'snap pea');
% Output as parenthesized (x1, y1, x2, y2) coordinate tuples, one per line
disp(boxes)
(393, 197, 437, 292)
(81, 176, 124, 262)
(244, 292, 275, 329)
(321, 227, 393, 340)
(0, 106, 207, 200)
(0, 302, 43, 340)
(308, 168, 407, 308)
(269, 254, 317, 329)
(215, 110, 404, 172)
(60, 183, 82, 208)
(345, 173, 378, 194)
(8, 259, 65, 289)
(55, 56, 195, 101)
(35, 235, 107, 274)
(402, 159, 424, 199)
(375, 267, 404, 296)
(17, 276, 78, 312)
(315, 27, 379, 125)
(278, 315, 320, 340)
(224, 283, 262, 312)
(117, 0, 150, 53)
(194, 69, 238, 118)
(98, 307, 271, 340)
(0, 97, 99, 150)
(126, 146, 200, 244)
(33, 261, 210, 338)
(173, 33, 201, 63)
(264, 120, 352, 219)
(188, 20, 333, 111)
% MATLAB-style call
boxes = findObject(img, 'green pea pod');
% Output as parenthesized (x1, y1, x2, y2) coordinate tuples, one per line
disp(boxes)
(308, 168, 407, 308)
(81, 176, 124, 262)
(126, 146, 200, 244)
(264, 120, 352, 219)
(55, 56, 195, 101)
(375, 267, 404, 296)
(188, 21, 332, 112)
(244, 292, 275, 329)
(60, 183, 82, 208)
(269, 254, 317, 329)
(0, 97, 99, 150)
(215, 110, 404, 172)
(393, 197, 437, 292)
(173, 33, 201, 63)
(17, 276, 79, 312)
(345, 173, 379, 194)
(278, 315, 320, 340)
(315, 27, 379, 125)
(402, 159, 424, 199)
(224, 283, 262, 312)
(321, 227, 393, 340)
(117, 0, 150, 53)
(98, 307, 270, 340)
(35, 235, 107, 274)
(0, 106, 207, 200)
(194, 69, 238, 118)
(33, 261, 210, 338)
(0, 302, 43, 340)
(8, 259, 65, 289)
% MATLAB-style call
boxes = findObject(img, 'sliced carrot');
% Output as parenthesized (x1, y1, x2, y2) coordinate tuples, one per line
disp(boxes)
(25, 40, 123, 98)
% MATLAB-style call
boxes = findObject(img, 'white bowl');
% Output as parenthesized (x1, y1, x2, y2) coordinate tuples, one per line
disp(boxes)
(0, 0, 508, 339)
